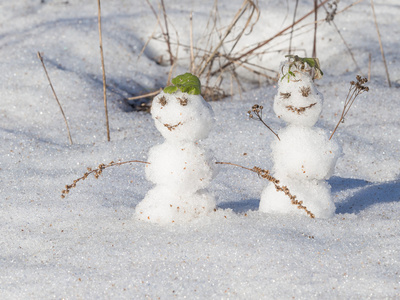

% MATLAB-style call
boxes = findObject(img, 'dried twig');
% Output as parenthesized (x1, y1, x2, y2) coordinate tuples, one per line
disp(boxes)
(212, 0, 330, 75)
(216, 162, 315, 218)
(312, 0, 318, 58)
(61, 160, 150, 198)
(248, 104, 280, 140)
(160, 0, 174, 66)
(330, 75, 369, 140)
(322, 1, 362, 75)
(97, 0, 110, 141)
(37, 52, 73, 145)
(288, 0, 299, 55)
(189, 11, 195, 73)
(368, 53, 371, 81)
(370, 0, 391, 87)
(127, 89, 162, 101)
(196, 0, 259, 76)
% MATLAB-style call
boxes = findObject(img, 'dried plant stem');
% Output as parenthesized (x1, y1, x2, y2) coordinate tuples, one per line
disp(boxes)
(213, 0, 330, 75)
(248, 104, 280, 141)
(330, 76, 369, 140)
(368, 53, 371, 81)
(288, 0, 299, 55)
(196, 0, 258, 76)
(189, 12, 195, 73)
(160, 0, 174, 66)
(216, 162, 315, 218)
(61, 160, 150, 198)
(312, 0, 317, 58)
(336, 0, 366, 15)
(97, 0, 110, 142)
(127, 89, 162, 101)
(37, 52, 73, 145)
(331, 20, 362, 75)
(370, 0, 391, 87)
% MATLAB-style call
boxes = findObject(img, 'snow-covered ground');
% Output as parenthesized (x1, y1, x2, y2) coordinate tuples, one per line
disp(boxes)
(1, 0, 399, 298)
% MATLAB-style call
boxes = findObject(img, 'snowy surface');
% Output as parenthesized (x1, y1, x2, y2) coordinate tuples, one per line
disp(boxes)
(1, 0, 399, 298)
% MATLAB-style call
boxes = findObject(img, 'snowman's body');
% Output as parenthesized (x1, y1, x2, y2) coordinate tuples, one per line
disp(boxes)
(135, 90, 216, 224)
(259, 61, 340, 218)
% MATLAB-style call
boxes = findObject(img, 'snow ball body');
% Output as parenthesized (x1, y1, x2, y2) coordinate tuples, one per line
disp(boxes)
(145, 141, 217, 194)
(151, 91, 214, 142)
(259, 176, 335, 219)
(136, 186, 215, 224)
(272, 126, 340, 180)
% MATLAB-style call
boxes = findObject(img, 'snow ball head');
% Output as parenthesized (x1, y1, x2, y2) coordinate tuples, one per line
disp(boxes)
(151, 90, 214, 142)
(274, 61, 323, 127)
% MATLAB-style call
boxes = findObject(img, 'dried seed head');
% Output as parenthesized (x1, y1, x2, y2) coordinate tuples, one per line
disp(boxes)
(280, 92, 291, 99)
(158, 96, 167, 106)
(299, 86, 311, 97)
(178, 97, 188, 106)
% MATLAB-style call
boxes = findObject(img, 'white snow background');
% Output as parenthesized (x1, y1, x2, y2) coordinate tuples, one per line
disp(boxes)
(1, 0, 399, 298)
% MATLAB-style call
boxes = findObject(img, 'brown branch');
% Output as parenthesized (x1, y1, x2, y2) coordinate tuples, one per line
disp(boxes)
(370, 0, 391, 87)
(160, 0, 174, 66)
(97, 0, 110, 142)
(216, 162, 315, 218)
(248, 104, 280, 141)
(312, 0, 318, 58)
(288, 0, 299, 55)
(330, 76, 369, 140)
(211, 0, 330, 76)
(37, 52, 73, 145)
(127, 89, 162, 101)
(189, 11, 195, 73)
(61, 160, 150, 198)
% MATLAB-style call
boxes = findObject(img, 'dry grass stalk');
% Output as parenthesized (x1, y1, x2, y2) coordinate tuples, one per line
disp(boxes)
(288, 0, 299, 55)
(322, 1, 362, 75)
(189, 11, 195, 73)
(213, 0, 330, 75)
(368, 53, 371, 81)
(160, 0, 174, 66)
(37, 52, 73, 145)
(216, 162, 315, 218)
(127, 89, 162, 101)
(330, 75, 369, 140)
(312, 0, 318, 58)
(144, 0, 175, 66)
(370, 0, 391, 87)
(248, 104, 280, 140)
(195, 0, 260, 77)
(97, 0, 110, 142)
(61, 160, 150, 198)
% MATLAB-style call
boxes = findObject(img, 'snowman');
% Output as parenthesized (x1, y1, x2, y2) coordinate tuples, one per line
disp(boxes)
(135, 73, 217, 224)
(259, 56, 340, 218)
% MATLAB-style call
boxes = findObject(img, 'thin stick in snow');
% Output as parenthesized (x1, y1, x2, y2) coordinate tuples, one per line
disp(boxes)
(189, 11, 194, 73)
(312, 0, 318, 58)
(97, 0, 111, 142)
(370, 0, 391, 87)
(37, 52, 73, 145)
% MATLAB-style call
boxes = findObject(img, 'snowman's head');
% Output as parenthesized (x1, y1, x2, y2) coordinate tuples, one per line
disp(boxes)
(274, 61, 323, 127)
(151, 90, 214, 142)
